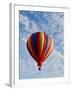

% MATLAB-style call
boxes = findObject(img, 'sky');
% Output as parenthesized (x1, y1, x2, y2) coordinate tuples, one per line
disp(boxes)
(19, 10, 64, 79)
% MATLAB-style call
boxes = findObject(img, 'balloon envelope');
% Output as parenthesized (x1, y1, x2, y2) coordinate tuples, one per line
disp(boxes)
(27, 32, 54, 70)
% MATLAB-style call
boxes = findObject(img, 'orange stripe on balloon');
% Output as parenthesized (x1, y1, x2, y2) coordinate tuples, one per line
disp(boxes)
(42, 35, 54, 62)
(40, 32, 47, 60)
(39, 32, 44, 56)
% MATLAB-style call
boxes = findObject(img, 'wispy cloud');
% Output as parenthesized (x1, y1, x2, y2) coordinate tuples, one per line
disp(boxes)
(19, 14, 40, 33)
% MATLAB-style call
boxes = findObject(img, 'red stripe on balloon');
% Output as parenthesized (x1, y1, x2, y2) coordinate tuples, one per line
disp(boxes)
(42, 36, 53, 62)
(41, 33, 49, 63)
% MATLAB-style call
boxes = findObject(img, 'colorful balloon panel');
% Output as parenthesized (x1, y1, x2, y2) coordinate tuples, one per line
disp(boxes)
(27, 32, 54, 70)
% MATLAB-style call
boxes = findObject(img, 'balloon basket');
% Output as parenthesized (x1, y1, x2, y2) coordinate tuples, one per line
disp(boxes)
(38, 66, 41, 71)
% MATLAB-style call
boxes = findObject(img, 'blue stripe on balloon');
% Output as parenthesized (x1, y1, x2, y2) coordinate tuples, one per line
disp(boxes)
(31, 33, 38, 56)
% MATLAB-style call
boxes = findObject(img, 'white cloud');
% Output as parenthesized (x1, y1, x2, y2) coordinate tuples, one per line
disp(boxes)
(19, 14, 40, 33)
(19, 14, 29, 24)
(19, 14, 30, 30)
(22, 37, 27, 43)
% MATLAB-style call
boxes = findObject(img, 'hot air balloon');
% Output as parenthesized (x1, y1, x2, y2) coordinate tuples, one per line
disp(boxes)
(27, 32, 54, 71)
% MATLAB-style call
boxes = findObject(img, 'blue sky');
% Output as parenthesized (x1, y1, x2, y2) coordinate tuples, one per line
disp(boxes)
(19, 10, 64, 79)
